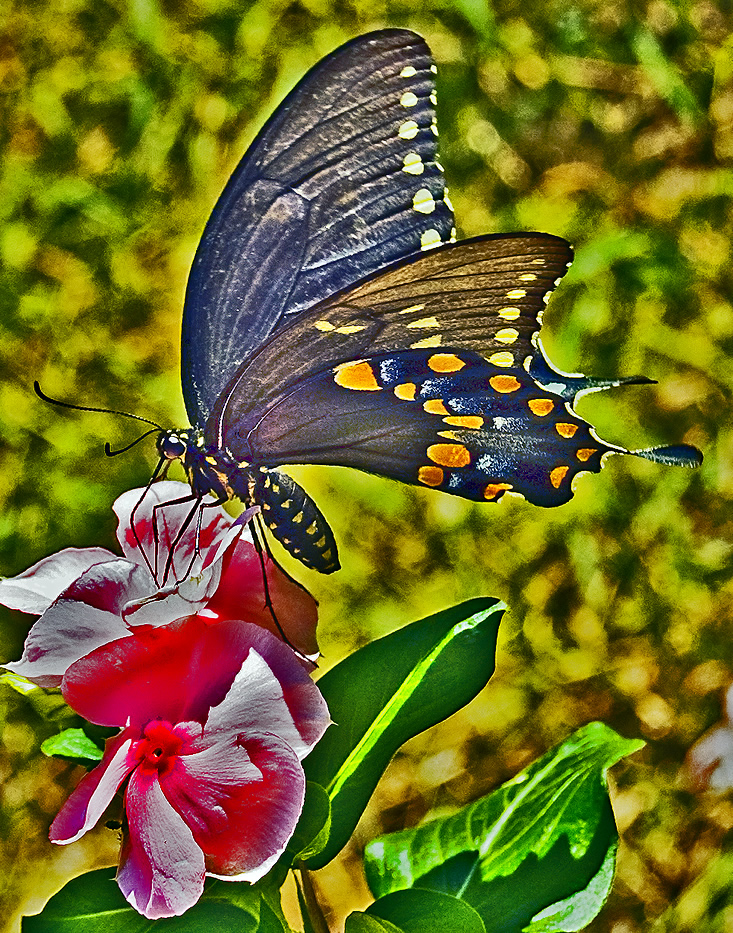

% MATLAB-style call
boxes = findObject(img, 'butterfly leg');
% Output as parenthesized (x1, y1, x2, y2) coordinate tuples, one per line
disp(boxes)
(130, 457, 170, 581)
(151, 493, 203, 585)
(246, 512, 302, 650)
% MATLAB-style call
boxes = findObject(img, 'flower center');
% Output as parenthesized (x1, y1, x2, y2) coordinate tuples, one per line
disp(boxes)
(135, 720, 183, 775)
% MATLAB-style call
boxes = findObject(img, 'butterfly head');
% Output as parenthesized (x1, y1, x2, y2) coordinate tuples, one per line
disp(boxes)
(156, 428, 207, 463)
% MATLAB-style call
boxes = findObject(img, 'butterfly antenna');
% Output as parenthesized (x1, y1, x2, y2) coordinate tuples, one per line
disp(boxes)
(34, 381, 163, 430)
(105, 428, 162, 457)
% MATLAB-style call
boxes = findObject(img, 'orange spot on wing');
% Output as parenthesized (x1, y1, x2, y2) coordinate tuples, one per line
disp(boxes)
(334, 361, 381, 391)
(428, 353, 465, 373)
(423, 399, 449, 415)
(484, 482, 513, 500)
(556, 423, 579, 438)
(444, 416, 484, 429)
(427, 443, 471, 468)
(528, 398, 554, 416)
(490, 375, 521, 394)
(550, 466, 570, 488)
(394, 382, 417, 400)
(418, 465, 444, 487)
(576, 448, 598, 461)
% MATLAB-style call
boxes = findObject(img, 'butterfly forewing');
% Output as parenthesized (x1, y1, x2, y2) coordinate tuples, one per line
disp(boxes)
(182, 29, 453, 427)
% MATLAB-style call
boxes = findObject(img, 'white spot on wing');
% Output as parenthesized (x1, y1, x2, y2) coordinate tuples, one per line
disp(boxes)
(420, 228, 442, 250)
(413, 188, 436, 214)
(402, 152, 424, 175)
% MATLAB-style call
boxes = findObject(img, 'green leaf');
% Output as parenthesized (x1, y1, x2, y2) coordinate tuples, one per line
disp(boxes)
(207, 873, 298, 932)
(287, 782, 331, 863)
(255, 896, 293, 933)
(345, 913, 404, 933)
(525, 841, 617, 932)
(41, 728, 104, 762)
(367, 889, 486, 933)
(364, 723, 643, 933)
(304, 598, 505, 868)
(23, 868, 263, 932)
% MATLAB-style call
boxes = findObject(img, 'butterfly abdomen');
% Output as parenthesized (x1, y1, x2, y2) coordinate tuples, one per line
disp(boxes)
(251, 467, 340, 574)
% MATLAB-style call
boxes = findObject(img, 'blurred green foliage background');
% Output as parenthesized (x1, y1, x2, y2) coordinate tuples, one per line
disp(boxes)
(0, 0, 731, 930)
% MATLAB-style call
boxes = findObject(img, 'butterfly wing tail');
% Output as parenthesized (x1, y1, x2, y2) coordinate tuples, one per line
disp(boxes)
(631, 445, 703, 468)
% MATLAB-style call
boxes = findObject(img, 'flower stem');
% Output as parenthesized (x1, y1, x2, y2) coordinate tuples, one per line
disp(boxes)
(296, 865, 331, 933)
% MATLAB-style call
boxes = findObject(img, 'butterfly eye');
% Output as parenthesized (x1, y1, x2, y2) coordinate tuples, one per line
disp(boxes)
(159, 434, 187, 461)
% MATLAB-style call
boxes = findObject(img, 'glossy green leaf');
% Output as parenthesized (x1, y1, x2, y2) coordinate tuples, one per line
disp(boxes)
(254, 896, 294, 933)
(525, 841, 617, 933)
(367, 889, 486, 933)
(288, 782, 331, 863)
(304, 598, 505, 868)
(23, 868, 263, 932)
(364, 723, 643, 932)
(211, 874, 295, 933)
(345, 913, 403, 933)
(41, 727, 103, 762)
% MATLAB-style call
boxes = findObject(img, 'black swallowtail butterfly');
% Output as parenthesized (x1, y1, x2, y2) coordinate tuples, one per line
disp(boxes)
(156, 29, 702, 574)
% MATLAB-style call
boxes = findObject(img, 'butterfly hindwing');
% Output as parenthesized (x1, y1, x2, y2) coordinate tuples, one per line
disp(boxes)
(220, 345, 612, 507)
(182, 29, 454, 427)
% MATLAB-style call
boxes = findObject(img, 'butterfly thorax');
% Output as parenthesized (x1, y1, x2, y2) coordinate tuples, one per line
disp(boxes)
(156, 428, 247, 502)
(156, 428, 340, 573)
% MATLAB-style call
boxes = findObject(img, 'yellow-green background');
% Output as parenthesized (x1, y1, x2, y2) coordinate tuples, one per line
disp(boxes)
(0, 0, 730, 930)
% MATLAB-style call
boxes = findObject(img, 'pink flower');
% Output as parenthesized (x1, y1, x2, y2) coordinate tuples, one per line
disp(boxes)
(1, 481, 318, 685)
(50, 616, 330, 918)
